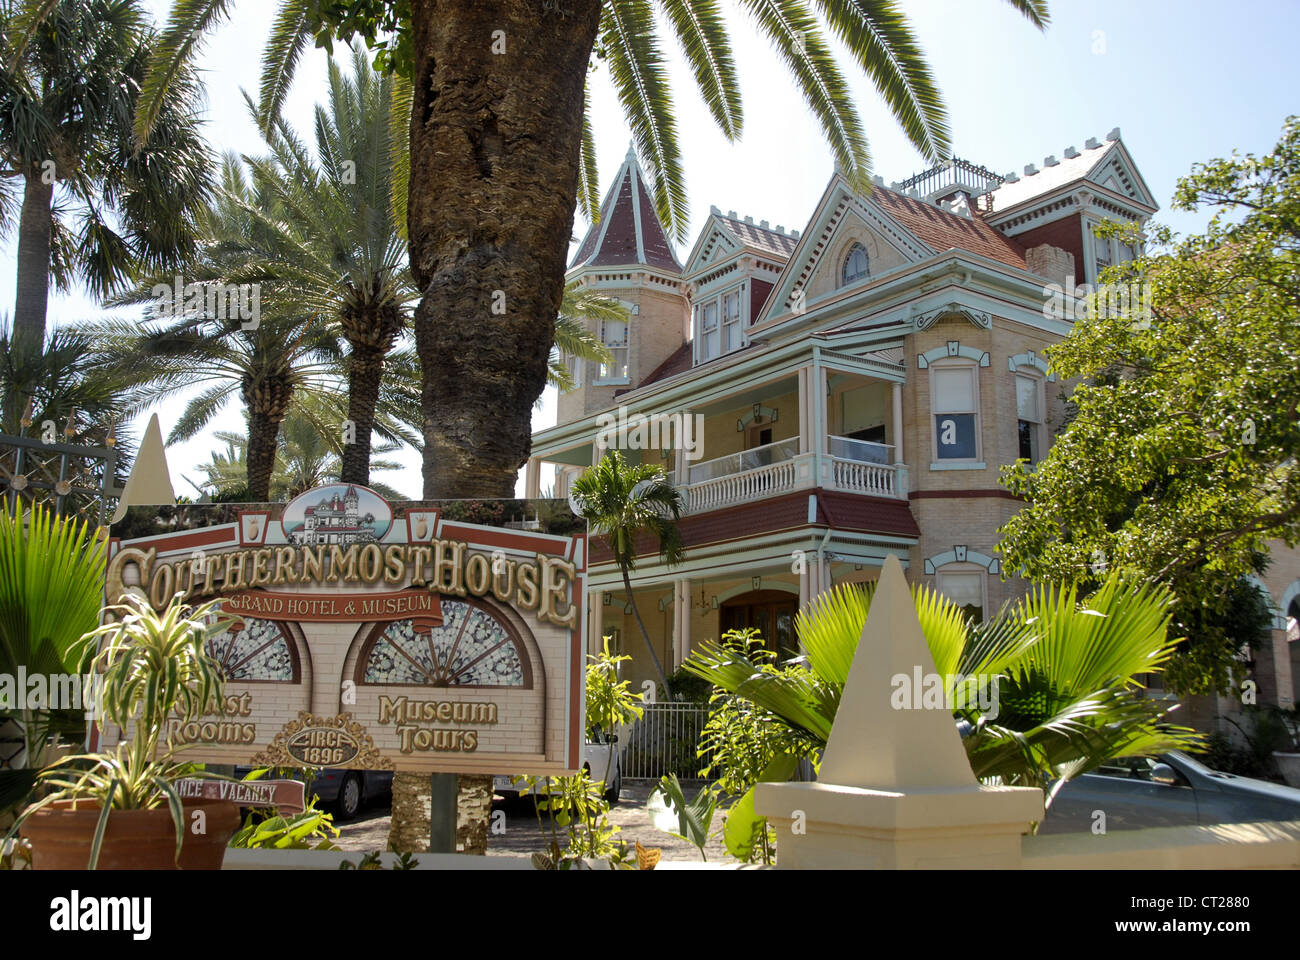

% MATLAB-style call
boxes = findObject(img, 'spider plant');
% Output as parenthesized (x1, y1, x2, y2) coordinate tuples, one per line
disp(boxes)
(7, 594, 231, 868)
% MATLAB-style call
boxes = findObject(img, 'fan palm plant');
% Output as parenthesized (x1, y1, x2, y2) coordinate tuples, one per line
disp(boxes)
(0, 501, 106, 817)
(569, 450, 685, 694)
(0, 0, 214, 352)
(111, 0, 1050, 502)
(685, 572, 1203, 808)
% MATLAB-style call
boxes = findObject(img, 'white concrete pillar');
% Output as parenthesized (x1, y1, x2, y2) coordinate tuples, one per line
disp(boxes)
(674, 578, 691, 667)
(797, 367, 811, 455)
(589, 589, 604, 656)
(891, 380, 904, 465)
(755, 555, 1042, 868)
(525, 458, 541, 499)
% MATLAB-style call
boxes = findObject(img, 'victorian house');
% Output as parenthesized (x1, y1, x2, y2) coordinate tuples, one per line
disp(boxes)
(526, 136, 1297, 721)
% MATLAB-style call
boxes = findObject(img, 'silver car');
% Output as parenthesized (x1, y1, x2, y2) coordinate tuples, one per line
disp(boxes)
(1039, 751, 1300, 834)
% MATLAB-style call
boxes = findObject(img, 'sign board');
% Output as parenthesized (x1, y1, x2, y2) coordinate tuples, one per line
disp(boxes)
(173, 778, 306, 813)
(95, 486, 586, 776)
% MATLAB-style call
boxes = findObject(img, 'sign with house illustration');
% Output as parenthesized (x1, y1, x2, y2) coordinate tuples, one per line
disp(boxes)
(95, 486, 587, 776)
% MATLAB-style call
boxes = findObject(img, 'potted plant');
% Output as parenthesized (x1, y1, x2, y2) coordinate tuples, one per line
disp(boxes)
(7, 595, 241, 868)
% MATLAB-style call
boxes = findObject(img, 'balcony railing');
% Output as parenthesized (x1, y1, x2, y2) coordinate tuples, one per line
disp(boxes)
(687, 436, 800, 485)
(827, 435, 893, 465)
(677, 434, 909, 513)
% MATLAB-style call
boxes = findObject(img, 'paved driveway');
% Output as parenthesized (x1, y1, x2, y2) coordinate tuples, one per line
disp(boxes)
(334, 780, 731, 862)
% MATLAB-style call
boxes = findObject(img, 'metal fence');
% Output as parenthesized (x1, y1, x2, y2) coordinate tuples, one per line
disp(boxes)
(619, 702, 709, 780)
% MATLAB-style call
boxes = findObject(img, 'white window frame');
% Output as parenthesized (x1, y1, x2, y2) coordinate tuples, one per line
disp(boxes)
(1091, 224, 1114, 283)
(934, 564, 988, 623)
(722, 288, 742, 353)
(596, 317, 629, 384)
(697, 300, 720, 363)
(930, 359, 981, 464)
(841, 242, 870, 286)
(1015, 372, 1045, 466)
(564, 351, 582, 389)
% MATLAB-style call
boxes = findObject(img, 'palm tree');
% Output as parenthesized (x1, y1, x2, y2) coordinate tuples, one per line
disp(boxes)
(685, 573, 1202, 809)
(119, 0, 1050, 501)
(238, 44, 414, 486)
(0, 0, 214, 352)
(570, 450, 685, 694)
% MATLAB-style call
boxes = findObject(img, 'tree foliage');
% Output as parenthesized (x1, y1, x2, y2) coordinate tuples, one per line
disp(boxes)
(999, 116, 1300, 695)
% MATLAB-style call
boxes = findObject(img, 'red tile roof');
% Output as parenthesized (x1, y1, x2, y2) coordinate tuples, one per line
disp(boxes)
(716, 214, 799, 260)
(872, 189, 1027, 269)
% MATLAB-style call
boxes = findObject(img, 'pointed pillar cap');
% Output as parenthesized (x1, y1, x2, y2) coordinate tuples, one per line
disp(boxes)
(109, 413, 175, 524)
(819, 553, 980, 791)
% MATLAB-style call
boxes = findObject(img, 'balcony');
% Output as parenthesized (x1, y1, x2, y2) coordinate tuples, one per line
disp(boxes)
(684, 437, 809, 513)
(680, 435, 906, 514)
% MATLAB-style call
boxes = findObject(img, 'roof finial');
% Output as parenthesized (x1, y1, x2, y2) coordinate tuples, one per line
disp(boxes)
(626, 139, 637, 161)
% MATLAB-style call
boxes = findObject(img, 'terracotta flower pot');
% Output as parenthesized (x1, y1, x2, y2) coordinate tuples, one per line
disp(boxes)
(19, 799, 240, 870)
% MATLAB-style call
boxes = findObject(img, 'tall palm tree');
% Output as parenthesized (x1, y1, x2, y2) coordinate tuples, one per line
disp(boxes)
(685, 574, 1202, 809)
(570, 450, 685, 694)
(239, 44, 414, 486)
(0, 0, 214, 352)
(121, 0, 1050, 501)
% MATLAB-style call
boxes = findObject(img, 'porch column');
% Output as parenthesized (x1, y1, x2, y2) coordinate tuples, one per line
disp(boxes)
(813, 361, 829, 487)
(797, 367, 811, 455)
(891, 381, 904, 465)
(674, 578, 691, 668)
(589, 589, 604, 656)
(525, 457, 541, 499)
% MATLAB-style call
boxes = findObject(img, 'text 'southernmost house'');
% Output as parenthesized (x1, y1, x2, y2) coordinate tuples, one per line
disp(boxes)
(527, 135, 1298, 724)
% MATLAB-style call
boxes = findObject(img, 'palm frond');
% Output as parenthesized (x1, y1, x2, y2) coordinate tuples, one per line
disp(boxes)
(601, 0, 690, 241)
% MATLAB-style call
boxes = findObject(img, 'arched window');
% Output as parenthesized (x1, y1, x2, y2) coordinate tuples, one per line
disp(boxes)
(205, 615, 300, 682)
(841, 242, 870, 285)
(359, 598, 532, 688)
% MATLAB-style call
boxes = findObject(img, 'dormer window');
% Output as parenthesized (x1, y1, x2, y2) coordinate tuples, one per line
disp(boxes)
(841, 243, 870, 285)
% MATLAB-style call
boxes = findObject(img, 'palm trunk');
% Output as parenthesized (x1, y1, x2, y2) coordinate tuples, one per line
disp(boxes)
(13, 174, 55, 353)
(398, 0, 604, 857)
(623, 566, 671, 696)
(243, 379, 292, 501)
(340, 341, 385, 486)
(408, 0, 603, 500)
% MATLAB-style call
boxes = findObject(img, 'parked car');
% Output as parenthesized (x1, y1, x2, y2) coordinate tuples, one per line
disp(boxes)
(233, 766, 394, 821)
(1038, 751, 1300, 834)
(493, 735, 623, 803)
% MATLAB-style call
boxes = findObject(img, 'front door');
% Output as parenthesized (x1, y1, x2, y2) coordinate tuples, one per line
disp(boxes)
(720, 590, 799, 659)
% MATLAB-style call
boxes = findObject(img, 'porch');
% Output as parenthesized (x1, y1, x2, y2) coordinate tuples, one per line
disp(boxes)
(526, 346, 910, 515)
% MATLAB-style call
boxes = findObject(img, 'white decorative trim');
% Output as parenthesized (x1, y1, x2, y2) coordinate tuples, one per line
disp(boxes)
(1008, 350, 1054, 380)
(917, 341, 990, 369)
(914, 301, 992, 332)
(1278, 581, 1300, 630)
(929, 461, 986, 471)
(925, 546, 1000, 575)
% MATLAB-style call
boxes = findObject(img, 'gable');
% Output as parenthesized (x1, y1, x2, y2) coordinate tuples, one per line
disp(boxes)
(683, 220, 741, 274)
(1085, 142, 1158, 210)
(803, 210, 911, 301)
(759, 176, 932, 324)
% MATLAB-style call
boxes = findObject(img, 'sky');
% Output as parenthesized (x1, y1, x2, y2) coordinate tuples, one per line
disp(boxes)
(7, 0, 1300, 500)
